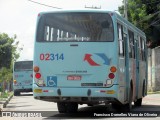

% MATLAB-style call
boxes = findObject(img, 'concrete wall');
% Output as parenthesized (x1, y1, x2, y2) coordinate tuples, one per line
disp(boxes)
(148, 47, 160, 92)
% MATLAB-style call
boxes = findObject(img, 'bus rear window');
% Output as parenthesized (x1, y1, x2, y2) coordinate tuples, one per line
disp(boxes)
(14, 61, 33, 72)
(36, 12, 114, 42)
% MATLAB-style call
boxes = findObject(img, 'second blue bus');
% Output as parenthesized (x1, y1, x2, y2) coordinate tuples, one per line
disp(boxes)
(13, 60, 33, 96)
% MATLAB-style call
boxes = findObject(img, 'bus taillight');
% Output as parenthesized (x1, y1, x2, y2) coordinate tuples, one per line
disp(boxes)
(14, 80, 17, 84)
(35, 73, 41, 79)
(34, 66, 45, 86)
(108, 73, 115, 79)
(110, 66, 117, 73)
(106, 66, 116, 86)
(108, 66, 116, 79)
(34, 66, 40, 72)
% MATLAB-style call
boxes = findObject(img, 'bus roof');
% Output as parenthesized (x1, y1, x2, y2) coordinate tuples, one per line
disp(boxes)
(38, 9, 146, 39)
(38, 9, 113, 14)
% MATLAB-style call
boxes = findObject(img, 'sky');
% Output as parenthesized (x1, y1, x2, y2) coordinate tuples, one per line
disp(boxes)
(0, 0, 123, 61)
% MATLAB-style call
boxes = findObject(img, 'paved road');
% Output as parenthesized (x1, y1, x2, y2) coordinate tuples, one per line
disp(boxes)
(1, 92, 160, 120)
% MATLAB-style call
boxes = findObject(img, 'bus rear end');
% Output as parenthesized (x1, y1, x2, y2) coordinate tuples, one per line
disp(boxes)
(13, 61, 33, 96)
(33, 10, 119, 112)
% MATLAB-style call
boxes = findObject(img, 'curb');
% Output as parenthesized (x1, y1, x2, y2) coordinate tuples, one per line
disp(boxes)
(0, 94, 13, 111)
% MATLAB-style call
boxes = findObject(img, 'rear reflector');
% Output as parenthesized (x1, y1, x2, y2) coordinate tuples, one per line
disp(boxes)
(97, 90, 115, 94)
(106, 90, 115, 94)
(100, 90, 106, 93)
(34, 89, 42, 93)
(43, 90, 48, 92)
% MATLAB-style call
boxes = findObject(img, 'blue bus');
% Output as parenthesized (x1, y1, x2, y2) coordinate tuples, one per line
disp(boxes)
(33, 10, 147, 112)
(13, 60, 33, 96)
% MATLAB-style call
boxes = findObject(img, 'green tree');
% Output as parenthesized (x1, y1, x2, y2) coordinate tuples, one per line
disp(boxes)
(0, 67, 12, 92)
(0, 33, 21, 68)
(119, 0, 160, 48)
(0, 33, 22, 92)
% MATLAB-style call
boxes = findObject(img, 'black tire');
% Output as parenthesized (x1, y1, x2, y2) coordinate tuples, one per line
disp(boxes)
(14, 90, 20, 96)
(14, 91, 17, 96)
(134, 98, 142, 106)
(87, 103, 93, 106)
(66, 102, 78, 113)
(17, 91, 20, 96)
(142, 81, 145, 97)
(111, 103, 121, 110)
(57, 102, 67, 113)
(134, 81, 144, 107)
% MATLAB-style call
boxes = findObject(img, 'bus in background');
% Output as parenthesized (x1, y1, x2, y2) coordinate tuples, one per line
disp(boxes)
(33, 10, 148, 112)
(13, 60, 33, 96)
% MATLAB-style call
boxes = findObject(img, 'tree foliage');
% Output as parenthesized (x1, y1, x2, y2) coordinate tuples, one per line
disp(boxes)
(0, 33, 21, 89)
(0, 67, 12, 83)
(118, 0, 160, 48)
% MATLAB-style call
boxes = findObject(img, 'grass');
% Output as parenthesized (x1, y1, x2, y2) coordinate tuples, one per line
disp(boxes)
(147, 91, 160, 94)
(0, 91, 13, 100)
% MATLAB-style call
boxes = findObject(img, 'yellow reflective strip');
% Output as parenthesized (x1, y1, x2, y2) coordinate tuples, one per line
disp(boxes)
(106, 90, 115, 94)
(34, 89, 42, 93)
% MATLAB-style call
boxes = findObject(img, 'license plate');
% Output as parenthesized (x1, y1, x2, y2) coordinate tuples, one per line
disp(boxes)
(67, 75, 81, 80)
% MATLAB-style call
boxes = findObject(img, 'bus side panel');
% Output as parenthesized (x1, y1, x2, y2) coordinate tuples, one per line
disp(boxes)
(129, 59, 136, 101)
(118, 57, 126, 103)
(138, 61, 147, 98)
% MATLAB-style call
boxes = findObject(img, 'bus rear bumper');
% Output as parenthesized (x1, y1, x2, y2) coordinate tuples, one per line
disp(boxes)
(34, 96, 121, 104)
(14, 88, 32, 92)
(33, 84, 121, 104)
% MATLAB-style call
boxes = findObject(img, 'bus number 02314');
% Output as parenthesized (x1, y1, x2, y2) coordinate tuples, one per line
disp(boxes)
(40, 53, 64, 61)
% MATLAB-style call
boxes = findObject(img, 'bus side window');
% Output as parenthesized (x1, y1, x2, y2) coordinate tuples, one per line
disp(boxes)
(142, 38, 145, 61)
(138, 36, 146, 61)
(139, 37, 143, 61)
(128, 30, 135, 59)
(138, 36, 141, 60)
(144, 39, 147, 61)
(117, 23, 124, 57)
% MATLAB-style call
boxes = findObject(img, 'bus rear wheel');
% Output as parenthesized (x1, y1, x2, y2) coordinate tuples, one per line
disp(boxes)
(134, 98, 142, 106)
(66, 102, 78, 113)
(57, 102, 67, 113)
(57, 102, 78, 113)
(111, 103, 121, 110)
(14, 90, 20, 96)
(134, 81, 145, 107)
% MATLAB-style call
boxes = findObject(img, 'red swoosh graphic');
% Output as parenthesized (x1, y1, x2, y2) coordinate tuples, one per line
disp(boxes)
(84, 54, 100, 66)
